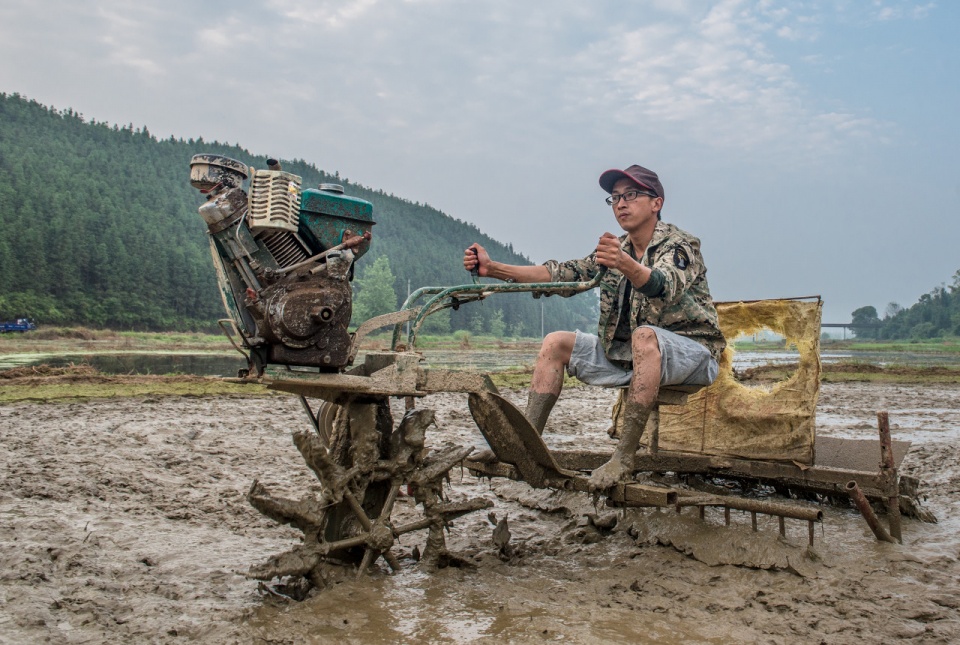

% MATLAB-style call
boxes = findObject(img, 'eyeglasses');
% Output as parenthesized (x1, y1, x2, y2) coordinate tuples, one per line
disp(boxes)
(606, 190, 657, 205)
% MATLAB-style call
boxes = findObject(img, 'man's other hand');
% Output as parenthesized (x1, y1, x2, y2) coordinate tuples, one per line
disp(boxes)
(595, 232, 627, 271)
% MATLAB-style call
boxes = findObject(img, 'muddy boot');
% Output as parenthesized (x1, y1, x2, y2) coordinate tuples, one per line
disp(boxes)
(589, 401, 653, 491)
(620, 401, 652, 447)
(524, 392, 559, 435)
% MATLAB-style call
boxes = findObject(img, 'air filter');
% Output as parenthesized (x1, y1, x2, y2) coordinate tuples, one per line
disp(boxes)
(248, 169, 302, 233)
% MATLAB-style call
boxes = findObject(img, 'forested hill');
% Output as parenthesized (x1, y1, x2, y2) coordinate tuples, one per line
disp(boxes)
(0, 92, 595, 335)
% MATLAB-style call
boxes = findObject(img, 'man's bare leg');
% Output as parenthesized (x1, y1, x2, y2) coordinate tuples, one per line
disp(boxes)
(589, 328, 661, 490)
(524, 331, 574, 433)
(474, 331, 573, 462)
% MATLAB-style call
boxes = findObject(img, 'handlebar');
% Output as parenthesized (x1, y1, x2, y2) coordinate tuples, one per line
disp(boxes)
(389, 267, 608, 350)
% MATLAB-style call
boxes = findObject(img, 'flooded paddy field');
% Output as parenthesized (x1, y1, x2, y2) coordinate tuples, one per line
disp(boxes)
(1, 380, 959, 643)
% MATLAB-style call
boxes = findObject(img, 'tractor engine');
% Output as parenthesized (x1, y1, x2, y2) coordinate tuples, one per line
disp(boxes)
(189, 154, 374, 375)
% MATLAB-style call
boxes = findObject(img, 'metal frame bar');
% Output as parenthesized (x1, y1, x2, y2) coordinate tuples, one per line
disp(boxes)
(390, 268, 608, 350)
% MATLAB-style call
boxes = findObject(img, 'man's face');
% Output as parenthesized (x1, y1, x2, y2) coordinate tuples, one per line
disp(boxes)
(610, 178, 662, 234)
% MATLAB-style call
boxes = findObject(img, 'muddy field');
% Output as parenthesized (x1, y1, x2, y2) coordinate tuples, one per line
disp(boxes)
(2, 381, 959, 643)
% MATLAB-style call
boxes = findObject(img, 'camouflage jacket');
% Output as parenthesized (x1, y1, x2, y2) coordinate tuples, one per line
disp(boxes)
(543, 221, 726, 363)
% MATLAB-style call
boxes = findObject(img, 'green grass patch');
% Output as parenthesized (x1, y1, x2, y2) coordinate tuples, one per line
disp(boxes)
(0, 365, 271, 403)
(0, 327, 233, 355)
(488, 369, 586, 390)
(820, 362, 960, 384)
(0, 381, 266, 404)
(730, 339, 791, 351)
(821, 338, 960, 353)
(821, 371, 960, 384)
(740, 361, 960, 385)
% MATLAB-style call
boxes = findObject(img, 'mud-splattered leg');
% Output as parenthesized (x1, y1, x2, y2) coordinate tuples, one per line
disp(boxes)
(524, 392, 558, 435)
(589, 327, 659, 491)
(525, 331, 574, 432)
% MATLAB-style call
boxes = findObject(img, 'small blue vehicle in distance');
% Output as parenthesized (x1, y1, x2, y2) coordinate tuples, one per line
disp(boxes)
(0, 318, 36, 333)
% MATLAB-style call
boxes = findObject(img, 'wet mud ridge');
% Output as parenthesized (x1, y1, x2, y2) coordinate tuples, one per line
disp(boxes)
(2, 382, 960, 643)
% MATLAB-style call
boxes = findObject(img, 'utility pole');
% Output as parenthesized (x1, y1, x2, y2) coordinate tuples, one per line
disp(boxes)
(541, 299, 544, 338)
(405, 278, 411, 339)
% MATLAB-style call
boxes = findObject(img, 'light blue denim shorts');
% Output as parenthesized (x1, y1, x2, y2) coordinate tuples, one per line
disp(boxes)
(566, 327, 719, 388)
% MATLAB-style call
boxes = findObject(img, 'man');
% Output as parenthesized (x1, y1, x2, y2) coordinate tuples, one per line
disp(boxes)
(463, 164, 725, 490)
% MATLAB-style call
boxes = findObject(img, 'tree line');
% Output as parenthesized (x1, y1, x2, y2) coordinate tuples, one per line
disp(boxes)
(851, 270, 960, 340)
(0, 92, 595, 336)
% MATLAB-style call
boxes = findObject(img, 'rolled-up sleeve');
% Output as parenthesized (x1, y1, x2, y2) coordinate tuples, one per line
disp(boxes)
(543, 253, 599, 283)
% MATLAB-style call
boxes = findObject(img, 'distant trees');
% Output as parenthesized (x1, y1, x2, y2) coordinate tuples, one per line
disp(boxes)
(851, 269, 960, 340)
(850, 306, 880, 339)
(351, 256, 398, 323)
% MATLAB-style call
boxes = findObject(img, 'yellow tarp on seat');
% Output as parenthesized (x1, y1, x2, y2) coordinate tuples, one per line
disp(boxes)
(645, 299, 821, 464)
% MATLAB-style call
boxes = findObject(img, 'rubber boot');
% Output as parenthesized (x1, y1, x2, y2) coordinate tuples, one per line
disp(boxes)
(621, 397, 652, 442)
(618, 399, 653, 453)
(524, 391, 558, 435)
(589, 400, 654, 491)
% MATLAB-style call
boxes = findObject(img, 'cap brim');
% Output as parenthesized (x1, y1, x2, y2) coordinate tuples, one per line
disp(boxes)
(598, 169, 654, 194)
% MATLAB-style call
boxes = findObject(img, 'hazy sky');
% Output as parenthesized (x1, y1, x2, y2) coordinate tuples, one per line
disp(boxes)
(1, 0, 957, 324)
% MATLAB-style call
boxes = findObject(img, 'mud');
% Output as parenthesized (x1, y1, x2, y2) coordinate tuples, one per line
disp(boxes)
(2, 382, 960, 643)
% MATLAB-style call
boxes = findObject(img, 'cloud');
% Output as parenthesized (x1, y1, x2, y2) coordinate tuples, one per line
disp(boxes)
(96, 5, 171, 78)
(871, 1, 937, 21)
(267, 0, 380, 30)
(0, 0, 909, 183)
(25, 0, 891, 168)
(562, 2, 886, 160)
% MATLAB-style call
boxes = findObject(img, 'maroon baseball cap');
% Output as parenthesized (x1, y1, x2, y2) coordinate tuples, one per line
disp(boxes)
(598, 165, 664, 201)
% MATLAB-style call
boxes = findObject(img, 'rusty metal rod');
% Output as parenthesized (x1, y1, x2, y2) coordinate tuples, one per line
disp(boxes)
(297, 395, 325, 447)
(376, 484, 404, 573)
(271, 231, 369, 275)
(677, 495, 823, 523)
(343, 489, 374, 531)
(391, 516, 436, 535)
(355, 548, 378, 580)
(877, 412, 903, 543)
(322, 512, 455, 556)
(319, 532, 372, 554)
(846, 480, 897, 543)
(649, 408, 660, 455)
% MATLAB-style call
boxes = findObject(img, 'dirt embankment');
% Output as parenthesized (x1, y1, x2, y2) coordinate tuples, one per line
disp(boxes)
(739, 361, 960, 383)
(1, 381, 959, 643)
(0, 365, 264, 403)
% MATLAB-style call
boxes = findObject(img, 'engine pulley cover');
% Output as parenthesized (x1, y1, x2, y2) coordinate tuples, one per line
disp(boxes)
(254, 276, 353, 368)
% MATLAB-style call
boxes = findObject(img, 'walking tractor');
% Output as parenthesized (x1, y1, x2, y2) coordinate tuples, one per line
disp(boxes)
(189, 154, 930, 592)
